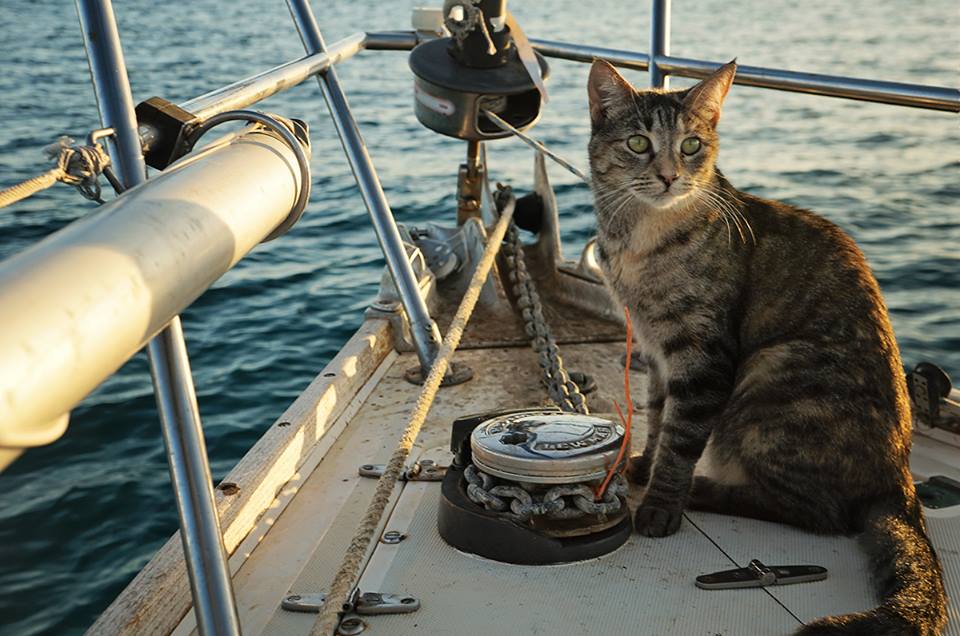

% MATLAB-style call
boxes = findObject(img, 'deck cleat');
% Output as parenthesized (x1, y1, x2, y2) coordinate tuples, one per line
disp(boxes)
(695, 559, 828, 590)
(438, 408, 633, 564)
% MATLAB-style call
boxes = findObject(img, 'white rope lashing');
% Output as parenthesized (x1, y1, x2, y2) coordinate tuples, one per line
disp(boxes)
(308, 191, 517, 636)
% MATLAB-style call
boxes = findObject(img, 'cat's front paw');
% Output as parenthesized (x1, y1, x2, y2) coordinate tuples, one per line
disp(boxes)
(634, 503, 683, 537)
(626, 453, 652, 486)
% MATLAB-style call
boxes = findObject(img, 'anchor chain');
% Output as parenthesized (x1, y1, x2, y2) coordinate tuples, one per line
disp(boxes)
(464, 463, 626, 521)
(500, 213, 589, 414)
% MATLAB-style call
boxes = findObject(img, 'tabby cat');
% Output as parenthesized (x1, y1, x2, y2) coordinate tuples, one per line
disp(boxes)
(587, 59, 946, 635)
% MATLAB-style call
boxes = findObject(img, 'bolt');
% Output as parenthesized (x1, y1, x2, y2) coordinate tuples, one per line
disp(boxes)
(338, 617, 365, 635)
(217, 482, 240, 496)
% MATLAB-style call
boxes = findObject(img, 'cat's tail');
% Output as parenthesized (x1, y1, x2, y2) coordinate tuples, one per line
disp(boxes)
(795, 501, 947, 636)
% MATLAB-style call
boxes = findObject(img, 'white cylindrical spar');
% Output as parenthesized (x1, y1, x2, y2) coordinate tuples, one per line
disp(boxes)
(0, 125, 308, 463)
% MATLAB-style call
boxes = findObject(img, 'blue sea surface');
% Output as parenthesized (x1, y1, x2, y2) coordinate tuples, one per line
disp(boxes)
(0, 1, 957, 633)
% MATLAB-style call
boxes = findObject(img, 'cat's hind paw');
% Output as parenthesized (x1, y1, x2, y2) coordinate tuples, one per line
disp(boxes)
(634, 503, 683, 537)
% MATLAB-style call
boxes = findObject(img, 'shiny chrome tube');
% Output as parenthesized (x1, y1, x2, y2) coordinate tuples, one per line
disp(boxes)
(362, 30, 958, 112)
(535, 41, 960, 112)
(76, 0, 145, 188)
(75, 2, 242, 634)
(151, 319, 240, 636)
(528, 38, 651, 70)
(655, 55, 959, 112)
(288, 0, 443, 373)
(649, 0, 671, 88)
(184, 33, 364, 121)
(140, 32, 365, 152)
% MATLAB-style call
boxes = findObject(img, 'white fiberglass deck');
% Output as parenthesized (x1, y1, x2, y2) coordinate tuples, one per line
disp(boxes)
(170, 338, 960, 636)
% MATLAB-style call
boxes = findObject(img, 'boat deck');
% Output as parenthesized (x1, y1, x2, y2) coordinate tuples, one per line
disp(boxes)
(166, 335, 960, 636)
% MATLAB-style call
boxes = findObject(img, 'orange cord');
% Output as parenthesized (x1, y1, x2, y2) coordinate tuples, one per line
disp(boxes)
(595, 306, 634, 499)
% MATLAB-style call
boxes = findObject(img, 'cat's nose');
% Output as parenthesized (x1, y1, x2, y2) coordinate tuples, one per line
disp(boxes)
(657, 173, 679, 188)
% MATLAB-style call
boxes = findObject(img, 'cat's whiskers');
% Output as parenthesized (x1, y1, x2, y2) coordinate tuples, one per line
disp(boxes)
(606, 190, 638, 224)
(593, 182, 638, 237)
(696, 183, 748, 245)
(694, 187, 741, 245)
(593, 183, 635, 207)
(700, 183, 756, 245)
(704, 194, 734, 245)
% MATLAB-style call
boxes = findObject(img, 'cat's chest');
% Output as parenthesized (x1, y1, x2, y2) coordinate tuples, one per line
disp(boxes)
(598, 223, 726, 352)
(598, 223, 700, 296)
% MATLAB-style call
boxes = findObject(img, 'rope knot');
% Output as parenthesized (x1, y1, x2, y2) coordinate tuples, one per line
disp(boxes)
(44, 136, 112, 202)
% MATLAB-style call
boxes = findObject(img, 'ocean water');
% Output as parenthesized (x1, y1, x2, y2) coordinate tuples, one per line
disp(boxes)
(0, 1, 956, 633)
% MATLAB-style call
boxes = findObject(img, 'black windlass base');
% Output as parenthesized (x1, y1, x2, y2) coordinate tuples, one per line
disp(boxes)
(437, 465, 633, 565)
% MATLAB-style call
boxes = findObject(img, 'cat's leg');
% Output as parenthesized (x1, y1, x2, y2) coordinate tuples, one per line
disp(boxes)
(688, 476, 849, 534)
(687, 477, 786, 524)
(627, 369, 665, 486)
(635, 348, 734, 537)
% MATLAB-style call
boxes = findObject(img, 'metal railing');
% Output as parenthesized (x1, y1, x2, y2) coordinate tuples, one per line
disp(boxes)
(79, 2, 238, 633)
(0, 1, 954, 635)
(529, 39, 960, 112)
(362, 32, 959, 113)
(286, 0, 445, 373)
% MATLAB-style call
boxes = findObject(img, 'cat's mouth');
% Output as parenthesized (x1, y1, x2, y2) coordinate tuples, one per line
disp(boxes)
(645, 188, 694, 210)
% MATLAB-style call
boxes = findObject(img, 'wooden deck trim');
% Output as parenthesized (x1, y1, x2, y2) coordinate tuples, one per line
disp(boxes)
(87, 318, 395, 636)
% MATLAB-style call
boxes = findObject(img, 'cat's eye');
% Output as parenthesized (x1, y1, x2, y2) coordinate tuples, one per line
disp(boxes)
(681, 137, 702, 156)
(626, 135, 650, 154)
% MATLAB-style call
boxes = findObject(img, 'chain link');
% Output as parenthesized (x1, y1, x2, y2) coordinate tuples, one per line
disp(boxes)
(499, 213, 589, 414)
(464, 463, 626, 522)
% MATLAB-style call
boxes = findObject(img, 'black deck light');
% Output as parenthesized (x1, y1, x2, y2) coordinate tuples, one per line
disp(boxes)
(409, 0, 549, 140)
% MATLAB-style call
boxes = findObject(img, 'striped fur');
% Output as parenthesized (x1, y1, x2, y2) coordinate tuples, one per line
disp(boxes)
(587, 59, 946, 635)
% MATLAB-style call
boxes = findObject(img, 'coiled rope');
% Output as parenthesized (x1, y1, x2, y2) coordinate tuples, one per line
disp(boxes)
(309, 188, 517, 636)
(0, 137, 112, 208)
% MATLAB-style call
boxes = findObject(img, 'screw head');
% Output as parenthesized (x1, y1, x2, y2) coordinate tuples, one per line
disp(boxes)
(217, 482, 240, 496)
(338, 617, 365, 635)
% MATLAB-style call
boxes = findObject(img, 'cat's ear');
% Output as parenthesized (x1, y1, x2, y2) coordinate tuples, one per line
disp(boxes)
(682, 60, 737, 127)
(588, 59, 634, 122)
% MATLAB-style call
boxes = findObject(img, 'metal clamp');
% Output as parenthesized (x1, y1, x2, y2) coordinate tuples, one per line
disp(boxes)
(282, 590, 420, 615)
(352, 591, 420, 615)
(695, 559, 827, 590)
(183, 110, 312, 242)
(358, 459, 447, 482)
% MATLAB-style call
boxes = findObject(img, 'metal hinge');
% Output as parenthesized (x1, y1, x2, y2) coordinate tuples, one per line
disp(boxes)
(907, 362, 960, 433)
(695, 559, 827, 590)
(282, 589, 420, 615)
(358, 459, 447, 481)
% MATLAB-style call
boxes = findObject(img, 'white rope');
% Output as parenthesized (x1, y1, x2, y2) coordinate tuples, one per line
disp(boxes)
(481, 109, 591, 183)
(0, 168, 64, 209)
(309, 191, 517, 636)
